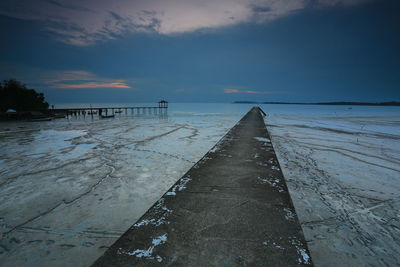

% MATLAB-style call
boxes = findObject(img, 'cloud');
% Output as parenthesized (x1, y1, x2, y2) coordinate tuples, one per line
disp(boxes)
(43, 0, 91, 12)
(224, 88, 276, 94)
(43, 70, 133, 89)
(0, 63, 134, 89)
(51, 81, 131, 89)
(0, 0, 371, 46)
(45, 70, 95, 83)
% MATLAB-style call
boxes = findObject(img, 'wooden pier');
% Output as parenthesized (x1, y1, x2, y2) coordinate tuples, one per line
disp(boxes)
(52, 100, 168, 118)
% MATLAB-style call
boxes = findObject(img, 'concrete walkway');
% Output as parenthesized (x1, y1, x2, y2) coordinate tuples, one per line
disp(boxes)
(93, 107, 312, 266)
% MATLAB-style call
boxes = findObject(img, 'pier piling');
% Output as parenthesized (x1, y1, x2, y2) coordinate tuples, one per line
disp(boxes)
(52, 102, 168, 119)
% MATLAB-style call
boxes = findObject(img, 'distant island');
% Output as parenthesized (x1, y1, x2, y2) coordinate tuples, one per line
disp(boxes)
(234, 101, 400, 106)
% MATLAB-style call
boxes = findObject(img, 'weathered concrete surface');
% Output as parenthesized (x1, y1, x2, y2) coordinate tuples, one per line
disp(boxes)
(92, 107, 312, 266)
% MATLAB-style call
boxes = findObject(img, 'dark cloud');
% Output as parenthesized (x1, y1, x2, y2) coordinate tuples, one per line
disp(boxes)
(0, 0, 375, 47)
(252, 6, 272, 13)
(141, 10, 157, 16)
(43, 0, 91, 12)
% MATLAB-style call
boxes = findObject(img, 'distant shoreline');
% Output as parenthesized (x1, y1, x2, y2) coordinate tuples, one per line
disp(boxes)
(233, 101, 400, 106)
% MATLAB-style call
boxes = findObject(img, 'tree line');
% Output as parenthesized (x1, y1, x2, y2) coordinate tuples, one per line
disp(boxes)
(0, 79, 49, 112)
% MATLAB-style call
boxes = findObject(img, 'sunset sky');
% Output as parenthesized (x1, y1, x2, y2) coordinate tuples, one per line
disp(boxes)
(1, 0, 399, 104)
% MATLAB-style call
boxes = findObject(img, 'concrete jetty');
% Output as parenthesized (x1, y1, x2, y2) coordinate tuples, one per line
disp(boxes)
(92, 107, 312, 266)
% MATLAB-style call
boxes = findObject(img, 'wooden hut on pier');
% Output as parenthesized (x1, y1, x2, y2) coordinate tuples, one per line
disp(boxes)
(158, 100, 168, 108)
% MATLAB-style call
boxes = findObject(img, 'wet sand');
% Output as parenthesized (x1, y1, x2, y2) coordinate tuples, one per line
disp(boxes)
(1, 104, 399, 266)
(266, 114, 400, 266)
(0, 113, 240, 266)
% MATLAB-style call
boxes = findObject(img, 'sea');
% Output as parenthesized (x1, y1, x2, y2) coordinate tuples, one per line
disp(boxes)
(0, 103, 399, 266)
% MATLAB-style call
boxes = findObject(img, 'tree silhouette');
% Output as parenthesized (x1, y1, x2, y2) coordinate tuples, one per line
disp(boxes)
(0, 79, 49, 112)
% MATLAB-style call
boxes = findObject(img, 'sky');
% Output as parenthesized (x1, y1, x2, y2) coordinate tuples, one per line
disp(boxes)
(0, 0, 399, 104)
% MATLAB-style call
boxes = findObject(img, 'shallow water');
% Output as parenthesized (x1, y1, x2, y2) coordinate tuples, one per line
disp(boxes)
(0, 103, 399, 266)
